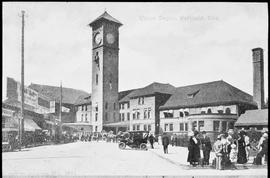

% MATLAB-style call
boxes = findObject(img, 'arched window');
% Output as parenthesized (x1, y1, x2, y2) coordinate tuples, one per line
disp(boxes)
(207, 108, 212, 114)
(179, 112, 184, 118)
(105, 112, 108, 121)
(225, 108, 231, 114)
(105, 102, 108, 110)
(184, 111, 189, 116)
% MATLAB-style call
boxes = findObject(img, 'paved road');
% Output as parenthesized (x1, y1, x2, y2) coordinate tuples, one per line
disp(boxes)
(2, 142, 268, 177)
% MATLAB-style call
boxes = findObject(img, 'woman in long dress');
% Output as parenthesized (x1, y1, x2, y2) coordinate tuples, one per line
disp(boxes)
(187, 131, 201, 166)
(237, 131, 247, 164)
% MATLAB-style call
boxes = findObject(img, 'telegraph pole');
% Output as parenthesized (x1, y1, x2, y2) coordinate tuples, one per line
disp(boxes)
(59, 81, 62, 139)
(19, 10, 26, 150)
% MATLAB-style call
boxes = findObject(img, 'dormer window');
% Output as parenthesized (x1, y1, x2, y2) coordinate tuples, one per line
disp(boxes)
(179, 112, 184, 118)
(207, 108, 212, 114)
(187, 90, 200, 98)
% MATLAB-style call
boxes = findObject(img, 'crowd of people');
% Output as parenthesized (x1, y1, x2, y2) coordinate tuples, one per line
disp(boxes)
(186, 129, 268, 169)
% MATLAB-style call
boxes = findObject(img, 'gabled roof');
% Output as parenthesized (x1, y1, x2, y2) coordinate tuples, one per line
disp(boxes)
(74, 94, 91, 106)
(128, 82, 175, 98)
(29, 83, 90, 105)
(89, 11, 122, 27)
(160, 80, 257, 110)
(119, 82, 175, 103)
(118, 89, 135, 101)
(235, 109, 268, 126)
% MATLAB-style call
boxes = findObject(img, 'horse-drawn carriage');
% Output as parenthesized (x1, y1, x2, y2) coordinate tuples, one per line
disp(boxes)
(118, 131, 149, 150)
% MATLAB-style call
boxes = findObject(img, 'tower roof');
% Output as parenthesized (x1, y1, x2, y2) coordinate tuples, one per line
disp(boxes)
(89, 11, 123, 27)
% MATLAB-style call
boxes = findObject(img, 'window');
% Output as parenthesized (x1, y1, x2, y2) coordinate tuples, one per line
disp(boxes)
(127, 113, 130, 120)
(95, 126, 98, 132)
(138, 97, 144, 105)
(144, 124, 147, 131)
(148, 109, 151, 119)
(218, 110, 223, 114)
(137, 125, 140, 131)
(192, 121, 197, 130)
(113, 112, 116, 121)
(164, 112, 173, 118)
(207, 108, 212, 114)
(228, 122, 234, 129)
(148, 125, 151, 131)
(213, 121, 220, 132)
(221, 121, 227, 131)
(179, 112, 184, 118)
(105, 112, 108, 121)
(198, 121, 204, 131)
(95, 113, 98, 122)
(137, 112, 140, 119)
(81, 114, 83, 122)
(138, 98, 141, 105)
(165, 124, 168, 131)
(169, 124, 173, 131)
(114, 103, 116, 110)
(144, 109, 147, 119)
(142, 97, 144, 104)
(201, 111, 206, 114)
(133, 125, 136, 131)
(82, 105, 84, 111)
(85, 105, 87, 111)
(122, 113, 125, 121)
(95, 105, 98, 112)
(105, 102, 108, 110)
(119, 114, 121, 121)
(127, 102, 130, 109)
(180, 123, 184, 131)
(225, 108, 231, 114)
(96, 74, 98, 85)
(185, 123, 188, 131)
(85, 114, 88, 121)
(184, 111, 189, 116)
(133, 112, 136, 120)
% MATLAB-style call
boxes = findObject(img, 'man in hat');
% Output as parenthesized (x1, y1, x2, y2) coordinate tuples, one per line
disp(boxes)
(201, 131, 212, 165)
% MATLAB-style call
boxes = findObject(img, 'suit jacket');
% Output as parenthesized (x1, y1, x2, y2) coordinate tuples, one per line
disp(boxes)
(162, 135, 170, 146)
(201, 136, 212, 151)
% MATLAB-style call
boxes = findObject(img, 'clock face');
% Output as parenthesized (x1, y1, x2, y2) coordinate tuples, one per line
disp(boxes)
(94, 32, 102, 45)
(106, 33, 115, 44)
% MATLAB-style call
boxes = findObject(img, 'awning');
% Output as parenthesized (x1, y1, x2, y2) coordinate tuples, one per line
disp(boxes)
(103, 121, 129, 127)
(2, 117, 41, 132)
(235, 109, 268, 127)
(24, 118, 42, 132)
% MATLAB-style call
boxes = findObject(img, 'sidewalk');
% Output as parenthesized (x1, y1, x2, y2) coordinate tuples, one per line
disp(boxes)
(149, 143, 267, 170)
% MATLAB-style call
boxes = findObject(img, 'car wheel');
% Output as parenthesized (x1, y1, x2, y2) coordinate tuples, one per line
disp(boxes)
(119, 142, 126, 149)
(140, 143, 147, 150)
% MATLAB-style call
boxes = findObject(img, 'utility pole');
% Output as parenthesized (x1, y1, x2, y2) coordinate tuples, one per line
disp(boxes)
(59, 81, 62, 140)
(19, 10, 25, 150)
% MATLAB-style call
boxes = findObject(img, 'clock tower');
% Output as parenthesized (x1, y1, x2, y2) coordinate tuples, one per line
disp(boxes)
(89, 11, 122, 132)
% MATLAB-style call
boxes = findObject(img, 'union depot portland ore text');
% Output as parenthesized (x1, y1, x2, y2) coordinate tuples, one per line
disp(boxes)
(2, 2, 268, 178)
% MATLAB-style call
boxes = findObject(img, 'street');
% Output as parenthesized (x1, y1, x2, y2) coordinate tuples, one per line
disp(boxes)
(2, 142, 268, 177)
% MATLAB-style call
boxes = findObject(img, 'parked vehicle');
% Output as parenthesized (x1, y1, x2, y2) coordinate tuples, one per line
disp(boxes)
(118, 131, 149, 150)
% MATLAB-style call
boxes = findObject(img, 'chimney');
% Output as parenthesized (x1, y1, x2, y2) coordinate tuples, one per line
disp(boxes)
(252, 47, 264, 109)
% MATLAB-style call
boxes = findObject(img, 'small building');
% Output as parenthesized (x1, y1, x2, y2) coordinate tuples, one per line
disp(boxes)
(235, 109, 268, 131)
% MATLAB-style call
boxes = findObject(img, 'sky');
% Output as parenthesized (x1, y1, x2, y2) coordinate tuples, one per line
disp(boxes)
(2, 2, 268, 102)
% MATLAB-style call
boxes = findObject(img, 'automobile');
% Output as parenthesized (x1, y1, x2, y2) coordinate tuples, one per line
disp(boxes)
(118, 131, 149, 150)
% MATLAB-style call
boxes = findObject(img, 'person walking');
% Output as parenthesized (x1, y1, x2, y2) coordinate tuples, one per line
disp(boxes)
(201, 131, 212, 165)
(148, 133, 155, 149)
(187, 131, 201, 166)
(244, 132, 250, 161)
(162, 133, 170, 154)
(237, 130, 247, 164)
(229, 143, 238, 169)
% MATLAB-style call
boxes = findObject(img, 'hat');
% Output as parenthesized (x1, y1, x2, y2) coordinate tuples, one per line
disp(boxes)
(263, 133, 268, 138)
(202, 131, 206, 134)
(194, 130, 199, 136)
